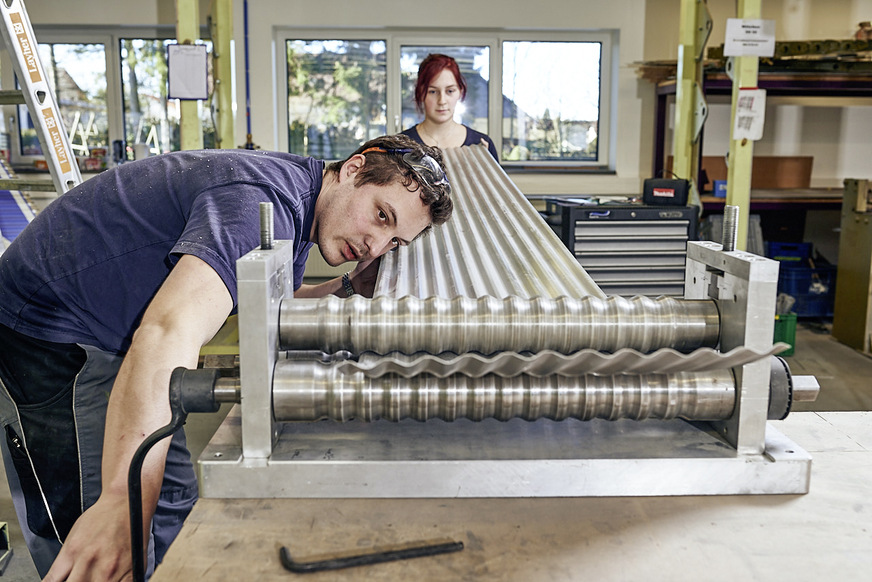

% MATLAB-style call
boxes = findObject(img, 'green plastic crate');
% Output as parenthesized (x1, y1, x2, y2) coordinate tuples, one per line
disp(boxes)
(774, 313, 797, 357)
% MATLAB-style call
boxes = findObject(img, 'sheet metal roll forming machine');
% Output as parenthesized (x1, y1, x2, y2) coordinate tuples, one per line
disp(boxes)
(185, 146, 818, 498)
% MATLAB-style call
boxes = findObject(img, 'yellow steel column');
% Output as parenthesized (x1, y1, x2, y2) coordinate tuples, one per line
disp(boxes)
(672, 0, 711, 208)
(211, 0, 234, 149)
(176, 0, 204, 150)
(725, 0, 762, 251)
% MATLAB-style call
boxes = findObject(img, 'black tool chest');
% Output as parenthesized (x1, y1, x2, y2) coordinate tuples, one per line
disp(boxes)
(545, 200, 698, 297)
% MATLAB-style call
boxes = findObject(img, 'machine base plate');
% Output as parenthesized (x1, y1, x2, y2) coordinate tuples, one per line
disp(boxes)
(199, 406, 810, 498)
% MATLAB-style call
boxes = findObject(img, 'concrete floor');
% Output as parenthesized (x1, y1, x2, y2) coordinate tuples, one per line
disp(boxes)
(1, 322, 871, 581)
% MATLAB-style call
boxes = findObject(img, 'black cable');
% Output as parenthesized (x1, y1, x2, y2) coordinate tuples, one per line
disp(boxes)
(127, 368, 191, 582)
(127, 367, 219, 582)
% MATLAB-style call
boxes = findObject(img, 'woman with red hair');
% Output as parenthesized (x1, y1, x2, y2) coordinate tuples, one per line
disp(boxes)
(401, 54, 498, 160)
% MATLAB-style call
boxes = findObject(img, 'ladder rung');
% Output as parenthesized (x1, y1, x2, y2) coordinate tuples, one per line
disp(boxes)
(0, 178, 59, 192)
(0, 90, 26, 105)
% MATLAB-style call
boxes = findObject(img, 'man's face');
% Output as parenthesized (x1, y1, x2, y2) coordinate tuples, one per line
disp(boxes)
(312, 157, 431, 267)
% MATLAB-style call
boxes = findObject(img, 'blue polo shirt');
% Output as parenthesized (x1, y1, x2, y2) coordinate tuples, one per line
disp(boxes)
(0, 149, 322, 353)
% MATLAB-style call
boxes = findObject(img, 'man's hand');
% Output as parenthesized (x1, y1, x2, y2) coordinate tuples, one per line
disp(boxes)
(43, 494, 134, 581)
(347, 256, 381, 297)
(296, 256, 383, 299)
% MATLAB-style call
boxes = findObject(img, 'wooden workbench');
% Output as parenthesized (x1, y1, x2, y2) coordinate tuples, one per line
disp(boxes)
(153, 412, 872, 581)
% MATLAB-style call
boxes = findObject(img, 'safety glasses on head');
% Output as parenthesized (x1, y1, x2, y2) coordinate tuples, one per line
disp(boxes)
(361, 146, 451, 192)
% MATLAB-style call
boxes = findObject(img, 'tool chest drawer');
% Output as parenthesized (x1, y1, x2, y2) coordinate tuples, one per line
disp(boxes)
(546, 201, 698, 297)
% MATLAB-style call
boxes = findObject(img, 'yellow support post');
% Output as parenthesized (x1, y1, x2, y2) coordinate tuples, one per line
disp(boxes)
(725, 0, 762, 251)
(672, 0, 711, 209)
(176, 0, 204, 151)
(211, 0, 234, 149)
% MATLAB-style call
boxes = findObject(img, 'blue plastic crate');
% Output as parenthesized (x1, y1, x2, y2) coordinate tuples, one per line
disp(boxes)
(768, 242, 812, 262)
(778, 264, 837, 318)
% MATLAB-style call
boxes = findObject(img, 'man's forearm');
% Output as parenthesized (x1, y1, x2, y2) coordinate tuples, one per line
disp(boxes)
(296, 274, 348, 298)
(99, 322, 200, 504)
(44, 255, 234, 582)
(297, 257, 381, 298)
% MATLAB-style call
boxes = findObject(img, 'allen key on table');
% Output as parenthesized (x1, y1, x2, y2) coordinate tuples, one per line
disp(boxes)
(279, 539, 464, 573)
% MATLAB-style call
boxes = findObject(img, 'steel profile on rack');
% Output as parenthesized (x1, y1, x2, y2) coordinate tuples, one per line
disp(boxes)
(336, 343, 792, 378)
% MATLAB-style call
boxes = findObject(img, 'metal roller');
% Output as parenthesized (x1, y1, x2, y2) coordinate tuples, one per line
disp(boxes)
(279, 295, 720, 355)
(271, 359, 736, 422)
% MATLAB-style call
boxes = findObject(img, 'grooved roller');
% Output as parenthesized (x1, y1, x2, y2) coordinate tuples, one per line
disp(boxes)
(280, 295, 720, 355)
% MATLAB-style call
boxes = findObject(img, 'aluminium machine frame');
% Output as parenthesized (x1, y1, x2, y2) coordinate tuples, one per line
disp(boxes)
(198, 146, 816, 498)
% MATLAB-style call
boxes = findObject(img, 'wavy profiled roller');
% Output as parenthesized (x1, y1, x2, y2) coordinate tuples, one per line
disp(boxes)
(272, 359, 736, 422)
(280, 294, 720, 356)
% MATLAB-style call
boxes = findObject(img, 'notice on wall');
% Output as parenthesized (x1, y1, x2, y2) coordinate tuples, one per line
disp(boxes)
(733, 88, 766, 141)
(167, 44, 208, 100)
(724, 19, 776, 57)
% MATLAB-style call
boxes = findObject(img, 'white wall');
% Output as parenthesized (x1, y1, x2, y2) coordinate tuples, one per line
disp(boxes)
(19, 0, 872, 193)
(20, 0, 651, 195)
(24, 0, 210, 27)
(230, 0, 649, 196)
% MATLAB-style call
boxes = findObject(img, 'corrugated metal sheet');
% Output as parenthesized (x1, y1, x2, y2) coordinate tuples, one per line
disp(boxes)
(338, 343, 790, 378)
(375, 144, 606, 299)
(322, 145, 781, 376)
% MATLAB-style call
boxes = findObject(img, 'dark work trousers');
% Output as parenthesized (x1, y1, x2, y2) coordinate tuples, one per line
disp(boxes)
(0, 323, 198, 579)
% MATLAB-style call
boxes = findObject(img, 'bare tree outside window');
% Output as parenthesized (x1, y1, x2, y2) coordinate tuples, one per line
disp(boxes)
(121, 38, 215, 157)
(286, 40, 386, 159)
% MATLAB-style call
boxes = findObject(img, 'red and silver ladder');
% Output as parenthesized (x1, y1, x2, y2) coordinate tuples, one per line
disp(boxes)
(0, 0, 82, 195)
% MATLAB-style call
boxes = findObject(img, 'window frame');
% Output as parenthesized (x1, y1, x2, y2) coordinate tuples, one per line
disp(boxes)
(3, 25, 210, 168)
(388, 33, 502, 143)
(2, 27, 119, 167)
(497, 30, 615, 170)
(274, 27, 617, 170)
(282, 36, 390, 159)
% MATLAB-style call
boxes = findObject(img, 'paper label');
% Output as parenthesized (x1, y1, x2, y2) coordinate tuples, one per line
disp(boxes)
(724, 19, 776, 57)
(733, 88, 766, 141)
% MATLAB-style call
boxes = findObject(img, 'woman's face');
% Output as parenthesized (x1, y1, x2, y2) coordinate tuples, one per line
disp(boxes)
(423, 68, 462, 124)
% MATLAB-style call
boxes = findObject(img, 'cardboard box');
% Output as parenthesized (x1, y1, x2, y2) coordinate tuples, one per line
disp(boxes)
(667, 156, 814, 190)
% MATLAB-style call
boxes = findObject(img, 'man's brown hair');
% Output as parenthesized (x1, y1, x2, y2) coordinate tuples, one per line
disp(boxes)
(326, 134, 453, 230)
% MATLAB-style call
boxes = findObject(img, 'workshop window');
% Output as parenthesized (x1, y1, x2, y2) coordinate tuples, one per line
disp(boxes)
(7, 28, 221, 169)
(120, 38, 215, 157)
(15, 43, 109, 161)
(286, 40, 387, 159)
(399, 45, 490, 137)
(501, 41, 602, 164)
(278, 29, 615, 170)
